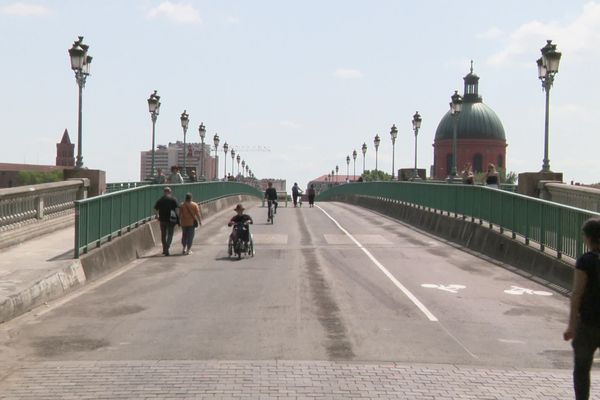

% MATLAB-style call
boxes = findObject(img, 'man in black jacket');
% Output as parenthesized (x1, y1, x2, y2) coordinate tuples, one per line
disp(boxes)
(154, 187, 179, 256)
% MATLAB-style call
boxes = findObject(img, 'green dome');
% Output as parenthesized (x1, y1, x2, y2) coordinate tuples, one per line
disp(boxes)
(435, 102, 506, 141)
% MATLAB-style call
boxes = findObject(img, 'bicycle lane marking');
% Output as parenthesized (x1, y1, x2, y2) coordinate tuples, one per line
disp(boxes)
(316, 205, 438, 322)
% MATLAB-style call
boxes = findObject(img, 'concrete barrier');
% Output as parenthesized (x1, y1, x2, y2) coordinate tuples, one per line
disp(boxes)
(79, 194, 257, 281)
(335, 195, 573, 293)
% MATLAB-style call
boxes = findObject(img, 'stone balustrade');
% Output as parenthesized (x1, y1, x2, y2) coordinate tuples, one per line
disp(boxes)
(0, 179, 89, 231)
(540, 181, 600, 212)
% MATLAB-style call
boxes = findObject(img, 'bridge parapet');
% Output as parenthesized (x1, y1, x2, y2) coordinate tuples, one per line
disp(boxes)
(540, 181, 600, 213)
(317, 181, 600, 260)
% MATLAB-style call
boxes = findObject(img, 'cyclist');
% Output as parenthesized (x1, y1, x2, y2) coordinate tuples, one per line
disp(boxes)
(228, 204, 253, 245)
(264, 182, 278, 221)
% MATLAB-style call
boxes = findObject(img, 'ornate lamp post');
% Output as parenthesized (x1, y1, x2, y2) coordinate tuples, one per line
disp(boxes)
(236, 154, 241, 176)
(147, 90, 160, 179)
(390, 125, 398, 179)
(328, 173, 332, 187)
(449, 91, 463, 181)
(346, 155, 350, 180)
(198, 123, 206, 179)
(374, 134, 381, 174)
(180, 110, 189, 178)
(68, 36, 93, 169)
(230, 149, 236, 178)
(412, 111, 422, 180)
(352, 150, 357, 180)
(222, 142, 229, 180)
(241, 160, 246, 178)
(361, 143, 367, 174)
(213, 133, 220, 180)
(335, 166, 339, 182)
(245, 164, 249, 177)
(331, 169, 335, 185)
(537, 40, 562, 172)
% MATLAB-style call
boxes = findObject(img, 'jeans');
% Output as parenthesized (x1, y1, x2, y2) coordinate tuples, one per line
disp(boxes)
(293, 194, 299, 206)
(181, 226, 195, 250)
(159, 221, 175, 254)
(573, 322, 600, 399)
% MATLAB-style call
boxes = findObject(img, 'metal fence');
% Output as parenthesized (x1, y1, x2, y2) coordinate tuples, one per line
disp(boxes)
(105, 181, 150, 193)
(317, 181, 600, 260)
(75, 181, 262, 258)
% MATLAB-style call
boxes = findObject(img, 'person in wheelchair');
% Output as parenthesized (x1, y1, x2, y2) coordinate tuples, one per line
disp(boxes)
(228, 204, 253, 245)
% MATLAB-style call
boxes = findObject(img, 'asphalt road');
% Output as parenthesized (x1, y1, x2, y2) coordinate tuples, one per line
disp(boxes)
(0, 201, 572, 369)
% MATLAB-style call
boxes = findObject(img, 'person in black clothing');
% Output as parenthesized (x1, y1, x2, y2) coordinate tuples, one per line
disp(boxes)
(291, 182, 302, 207)
(228, 204, 253, 244)
(154, 186, 179, 256)
(484, 163, 499, 188)
(307, 184, 316, 208)
(564, 217, 600, 399)
(264, 182, 278, 215)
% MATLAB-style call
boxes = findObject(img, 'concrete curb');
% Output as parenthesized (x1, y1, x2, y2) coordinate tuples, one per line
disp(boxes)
(333, 195, 574, 293)
(0, 194, 258, 324)
(0, 259, 86, 323)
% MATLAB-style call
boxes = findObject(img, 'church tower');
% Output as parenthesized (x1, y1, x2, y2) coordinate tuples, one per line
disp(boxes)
(56, 129, 75, 167)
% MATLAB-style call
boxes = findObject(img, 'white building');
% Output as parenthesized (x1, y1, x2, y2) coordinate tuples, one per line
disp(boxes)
(140, 141, 218, 181)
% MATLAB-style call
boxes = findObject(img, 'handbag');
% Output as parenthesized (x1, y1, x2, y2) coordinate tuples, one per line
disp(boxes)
(169, 209, 178, 224)
(183, 202, 199, 228)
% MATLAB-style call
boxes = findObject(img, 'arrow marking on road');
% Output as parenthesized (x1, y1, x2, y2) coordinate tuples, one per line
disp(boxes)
(421, 284, 466, 293)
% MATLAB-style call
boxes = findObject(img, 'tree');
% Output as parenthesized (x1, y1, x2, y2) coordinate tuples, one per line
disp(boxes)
(361, 170, 392, 182)
(17, 170, 63, 185)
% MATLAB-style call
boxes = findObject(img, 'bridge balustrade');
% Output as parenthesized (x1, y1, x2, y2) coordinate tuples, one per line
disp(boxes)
(74, 181, 262, 258)
(317, 181, 600, 260)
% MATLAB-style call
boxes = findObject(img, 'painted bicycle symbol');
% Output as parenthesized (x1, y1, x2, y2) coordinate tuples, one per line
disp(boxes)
(503, 286, 553, 296)
(421, 284, 466, 293)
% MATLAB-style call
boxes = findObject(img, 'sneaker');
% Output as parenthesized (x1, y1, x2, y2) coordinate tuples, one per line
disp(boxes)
(182, 248, 187, 255)
(187, 250, 193, 255)
(164, 251, 170, 256)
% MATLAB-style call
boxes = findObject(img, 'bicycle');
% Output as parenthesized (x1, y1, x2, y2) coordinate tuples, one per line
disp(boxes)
(267, 200, 276, 224)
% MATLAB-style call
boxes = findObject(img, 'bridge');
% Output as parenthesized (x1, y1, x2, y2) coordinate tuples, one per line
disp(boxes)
(1, 179, 600, 399)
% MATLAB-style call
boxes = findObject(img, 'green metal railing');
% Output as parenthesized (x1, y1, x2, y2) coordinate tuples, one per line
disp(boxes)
(75, 182, 262, 258)
(317, 181, 600, 260)
(105, 181, 150, 193)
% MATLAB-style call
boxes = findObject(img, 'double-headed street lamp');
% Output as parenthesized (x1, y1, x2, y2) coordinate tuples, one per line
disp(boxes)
(147, 90, 161, 179)
(346, 155, 350, 180)
(390, 125, 398, 180)
(412, 111, 422, 180)
(335, 165, 339, 181)
(537, 40, 562, 173)
(236, 154, 241, 176)
(223, 142, 229, 180)
(180, 110, 190, 178)
(198, 123, 206, 179)
(230, 149, 236, 177)
(374, 134, 381, 174)
(449, 91, 463, 181)
(245, 164, 249, 177)
(352, 149, 357, 180)
(213, 133, 220, 180)
(361, 143, 367, 173)
(68, 36, 93, 169)
(241, 160, 246, 178)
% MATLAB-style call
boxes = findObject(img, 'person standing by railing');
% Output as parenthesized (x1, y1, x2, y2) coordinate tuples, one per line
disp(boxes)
(461, 163, 474, 185)
(168, 166, 184, 184)
(564, 217, 600, 400)
(178, 192, 202, 255)
(154, 187, 179, 256)
(484, 163, 499, 189)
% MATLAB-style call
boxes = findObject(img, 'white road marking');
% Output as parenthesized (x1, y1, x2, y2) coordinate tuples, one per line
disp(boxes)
(421, 284, 466, 293)
(498, 339, 526, 344)
(504, 286, 553, 296)
(316, 205, 438, 322)
(324, 234, 392, 245)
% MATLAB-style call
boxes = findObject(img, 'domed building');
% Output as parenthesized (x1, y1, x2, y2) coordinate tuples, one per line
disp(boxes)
(433, 65, 507, 180)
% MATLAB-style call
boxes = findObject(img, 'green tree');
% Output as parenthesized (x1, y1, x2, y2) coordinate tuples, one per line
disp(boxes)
(17, 170, 63, 185)
(360, 169, 392, 182)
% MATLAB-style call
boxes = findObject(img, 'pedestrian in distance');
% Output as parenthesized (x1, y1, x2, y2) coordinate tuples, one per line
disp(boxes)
(291, 182, 302, 208)
(564, 217, 600, 400)
(168, 166, 184, 184)
(307, 184, 316, 208)
(178, 192, 202, 255)
(154, 187, 179, 256)
(461, 163, 474, 185)
(189, 169, 197, 182)
(154, 167, 166, 184)
(484, 163, 499, 188)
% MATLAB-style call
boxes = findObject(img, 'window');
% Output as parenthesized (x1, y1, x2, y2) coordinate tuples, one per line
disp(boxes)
(473, 153, 483, 173)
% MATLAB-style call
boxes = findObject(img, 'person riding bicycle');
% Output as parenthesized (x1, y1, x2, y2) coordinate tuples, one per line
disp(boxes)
(228, 204, 253, 244)
(264, 182, 278, 214)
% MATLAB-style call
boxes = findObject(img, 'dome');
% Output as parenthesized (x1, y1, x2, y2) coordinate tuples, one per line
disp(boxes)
(434, 102, 506, 141)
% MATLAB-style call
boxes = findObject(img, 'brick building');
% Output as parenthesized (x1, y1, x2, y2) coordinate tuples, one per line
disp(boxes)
(56, 129, 75, 167)
(433, 66, 507, 179)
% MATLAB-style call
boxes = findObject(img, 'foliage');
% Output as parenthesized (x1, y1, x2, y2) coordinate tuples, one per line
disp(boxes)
(471, 168, 517, 185)
(360, 170, 392, 182)
(17, 170, 64, 185)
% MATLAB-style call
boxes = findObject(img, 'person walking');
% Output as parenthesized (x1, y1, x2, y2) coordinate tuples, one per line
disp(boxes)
(291, 182, 302, 208)
(178, 192, 202, 255)
(307, 184, 316, 208)
(484, 163, 499, 189)
(168, 166, 184, 184)
(154, 187, 179, 256)
(564, 217, 600, 400)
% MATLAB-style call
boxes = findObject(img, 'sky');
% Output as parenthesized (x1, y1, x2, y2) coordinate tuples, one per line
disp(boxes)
(1, 0, 599, 190)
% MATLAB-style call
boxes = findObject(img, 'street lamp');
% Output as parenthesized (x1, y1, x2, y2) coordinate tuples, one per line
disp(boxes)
(241, 160, 246, 178)
(230, 149, 236, 178)
(213, 133, 220, 180)
(374, 134, 381, 174)
(449, 90, 463, 181)
(236, 154, 241, 176)
(198, 123, 206, 179)
(223, 142, 229, 180)
(180, 110, 189, 178)
(390, 124, 398, 180)
(361, 143, 367, 174)
(412, 111, 422, 180)
(147, 90, 161, 179)
(352, 149, 357, 181)
(245, 164, 249, 177)
(346, 155, 350, 181)
(537, 39, 562, 172)
(332, 169, 335, 185)
(68, 36, 93, 169)
(335, 166, 339, 182)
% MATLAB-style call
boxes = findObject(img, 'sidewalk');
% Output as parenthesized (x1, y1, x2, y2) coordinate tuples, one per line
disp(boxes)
(0, 360, 595, 399)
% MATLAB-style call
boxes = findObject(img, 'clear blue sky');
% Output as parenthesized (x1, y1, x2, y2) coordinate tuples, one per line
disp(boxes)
(1, 0, 598, 188)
